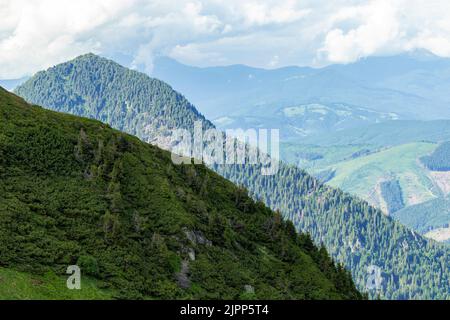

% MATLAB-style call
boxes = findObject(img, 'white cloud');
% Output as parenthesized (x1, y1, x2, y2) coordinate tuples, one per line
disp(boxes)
(238, 0, 310, 26)
(320, 0, 450, 63)
(0, 0, 135, 78)
(2, 0, 450, 78)
(320, 0, 402, 63)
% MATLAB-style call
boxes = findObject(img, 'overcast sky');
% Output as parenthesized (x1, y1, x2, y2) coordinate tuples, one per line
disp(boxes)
(2, 0, 450, 78)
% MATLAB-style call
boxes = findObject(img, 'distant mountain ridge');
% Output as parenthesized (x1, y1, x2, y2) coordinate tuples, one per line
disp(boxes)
(0, 77, 28, 92)
(15, 54, 450, 299)
(152, 51, 450, 121)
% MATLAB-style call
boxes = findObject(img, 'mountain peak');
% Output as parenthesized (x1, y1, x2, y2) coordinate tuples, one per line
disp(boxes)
(404, 48, 441, 61)
(70, 52, 117, 65)
(14, 52, 213, 148)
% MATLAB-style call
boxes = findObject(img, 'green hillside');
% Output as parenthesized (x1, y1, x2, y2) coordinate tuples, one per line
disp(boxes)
(0, 268, 113, 300)
(321, 143, 437, 210)
(14, 54, 450, 299)
(214, 162, 450, 300)
(213, 102, 401, 141)
(281, 139, 450, 242)
(283, 142, 438, 210)
(0, 87, 362, 300)
(281, 143, 375, 171)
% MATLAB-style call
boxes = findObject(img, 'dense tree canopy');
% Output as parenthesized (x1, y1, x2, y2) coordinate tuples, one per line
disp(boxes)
(421, 141, 450, 171)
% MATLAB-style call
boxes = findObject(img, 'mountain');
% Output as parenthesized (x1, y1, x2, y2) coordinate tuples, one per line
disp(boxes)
(15, 53, 213, 150)
(15, 54, 450, 299)
(0, 77, 28, 92)
(390, 142, 450, 242)
(283, 141, 437, 210)
(151, 56, 315, 119)
(151, 52, 450, 122)
(0, 86, 362, 299)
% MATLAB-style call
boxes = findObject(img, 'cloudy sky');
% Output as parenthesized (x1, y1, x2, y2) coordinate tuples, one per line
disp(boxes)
(2, 0, 450, 78)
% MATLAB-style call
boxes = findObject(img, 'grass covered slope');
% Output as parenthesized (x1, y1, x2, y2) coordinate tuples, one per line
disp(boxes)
(281, 139, 450, 243)
(0, 87, 362, 300)
(321, 143, 437, 211)
(0, 268, 113, 300)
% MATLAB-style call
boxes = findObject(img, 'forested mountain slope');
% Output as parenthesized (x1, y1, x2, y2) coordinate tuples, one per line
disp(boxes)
(0, 87, 362, 300)
(15, 53, 212, 150)
(15, 54, 450, 299)
(214, 162, 450, 299)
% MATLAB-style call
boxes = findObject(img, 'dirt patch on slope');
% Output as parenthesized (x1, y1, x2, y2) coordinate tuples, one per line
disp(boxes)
(429, 171, 450, 196)
(425, 227, 450, 242)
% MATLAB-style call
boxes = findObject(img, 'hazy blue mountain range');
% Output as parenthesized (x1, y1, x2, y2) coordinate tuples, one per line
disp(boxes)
(152, 50, 450, 123)
(0, 77, 28, 92)
(14, 54, 450, 299)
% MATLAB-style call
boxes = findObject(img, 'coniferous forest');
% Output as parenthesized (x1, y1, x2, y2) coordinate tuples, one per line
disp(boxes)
(421, 141, 450, 171)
